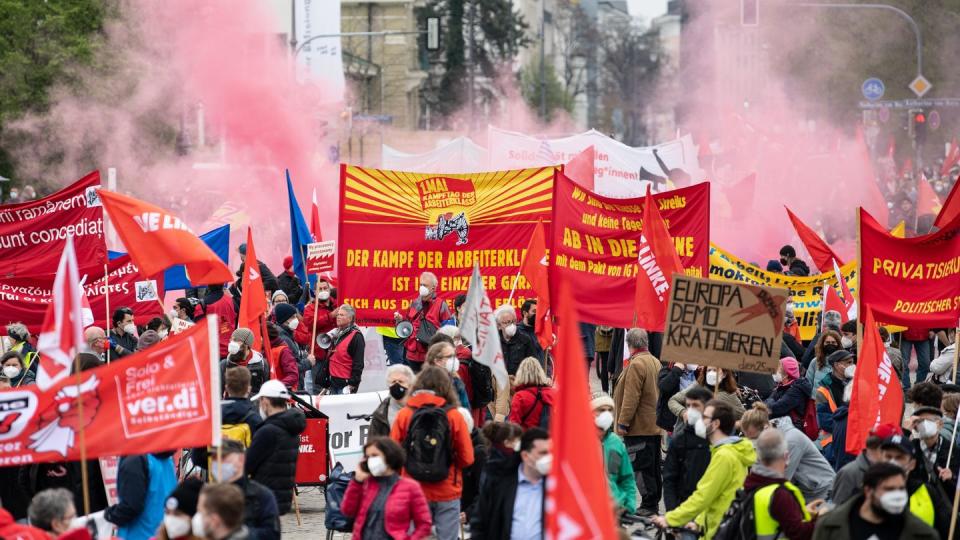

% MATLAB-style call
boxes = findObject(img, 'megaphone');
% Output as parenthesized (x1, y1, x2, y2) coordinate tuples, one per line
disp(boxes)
(317, 329, 338, 350)
(396, 321, 414, 339)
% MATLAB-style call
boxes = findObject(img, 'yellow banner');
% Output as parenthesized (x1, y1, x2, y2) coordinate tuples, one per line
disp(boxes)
(709, 243, 857, 341)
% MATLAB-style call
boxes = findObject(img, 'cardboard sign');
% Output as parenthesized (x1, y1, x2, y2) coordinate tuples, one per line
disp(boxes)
(662, 275, 787, 374)
(169, 317, 195, 335)
(306, 240, 335, 274)
(99, 456, 119, 506)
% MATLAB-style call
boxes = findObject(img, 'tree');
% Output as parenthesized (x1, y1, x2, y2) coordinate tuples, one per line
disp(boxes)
(519, 58, 573, 123)
(598, 21, 662, 146)
(0, 0, 111, 185)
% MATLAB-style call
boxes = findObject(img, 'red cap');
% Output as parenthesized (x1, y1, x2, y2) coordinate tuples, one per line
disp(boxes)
(282, 256, 293, 270)
(871, 423, 902, 439)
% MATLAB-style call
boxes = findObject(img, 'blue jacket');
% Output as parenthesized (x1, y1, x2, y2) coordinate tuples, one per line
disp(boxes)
(105, 453, 176, 540)
(831, 405, 856, 471)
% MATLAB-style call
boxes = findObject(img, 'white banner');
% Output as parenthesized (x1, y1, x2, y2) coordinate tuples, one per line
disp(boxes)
(486, 126, 703, 197)
(382, 137, 490, 173)
(312, 391, 388, 471)
(294, 0, 345, 100)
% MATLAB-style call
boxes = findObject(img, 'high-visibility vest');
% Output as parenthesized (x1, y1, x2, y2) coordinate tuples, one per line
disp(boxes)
(816, 386, 837, 448)
(753, 481, 811, 540)
(910, 483, 935, 527)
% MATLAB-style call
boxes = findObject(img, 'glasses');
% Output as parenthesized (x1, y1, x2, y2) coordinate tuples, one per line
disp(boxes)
(702, 415, 714, 422)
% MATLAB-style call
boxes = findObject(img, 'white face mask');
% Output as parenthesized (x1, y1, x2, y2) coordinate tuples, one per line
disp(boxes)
(917, 419, 939, 439)
(2, 365, 20, 379)
(687, 363, 699, 371)
(287, 318, 300, 330)
(419, 285, 431, 298)
(535, 454, 553, 475)
(210, 461, 238, 482)
(504, 323, 517, 338)
(158, 329, 169, 339)
(227, 341, 241, 355)
(445, 358, 460, 373)
(318, 290, 330, 301)
(686, 407, 702, 426)
(367, 455, 389, 477)
(878, 489, 909, 514)
(123, 323, 137, 336)
(191, 513, 206, 538)
(694, 417, 709, 439)
(772, 373, 783, 383)
(164, 515, 191, 539)
(595, 410, 614, 431)
(844, 365, 856, 380)
(511, 440, 521, 452)
(841, 336, 853, 349)
(705, 370, 718, 387)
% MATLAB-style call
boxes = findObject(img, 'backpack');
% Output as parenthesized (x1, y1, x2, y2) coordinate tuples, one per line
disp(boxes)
(468, 360, 494, 408)
(520, 387, 551, 430)
(221, 410, 256, 447)
(403, 404, 453, 483)
(800, 398, 819, 440)
(712, 486, 761, 540)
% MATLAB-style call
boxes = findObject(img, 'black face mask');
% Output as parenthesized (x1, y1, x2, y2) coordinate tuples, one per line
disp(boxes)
(389, 382, 407, 401)
(822, 343, 839, 355)
(526, 315, 536, 327)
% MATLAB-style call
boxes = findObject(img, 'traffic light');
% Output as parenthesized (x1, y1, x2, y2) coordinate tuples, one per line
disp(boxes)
(914, 110, 927, 145)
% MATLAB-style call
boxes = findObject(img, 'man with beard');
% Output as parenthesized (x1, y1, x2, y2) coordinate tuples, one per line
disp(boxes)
(220, 328, 269, 396)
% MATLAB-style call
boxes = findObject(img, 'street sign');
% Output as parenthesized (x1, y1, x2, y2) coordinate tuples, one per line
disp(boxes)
(929, 110, 941, 130)
(862, 78, 885, 101)
(909, 75, 932, 98)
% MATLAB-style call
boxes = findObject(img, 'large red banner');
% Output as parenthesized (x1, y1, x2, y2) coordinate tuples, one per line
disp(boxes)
(550, 171, 710, 327)
(859, 207, 960, 327)
(0, 319, 218, 465)
(0, 171, 106, 278)
(0, 255, 164, 333)
(338, 165, 555, 325)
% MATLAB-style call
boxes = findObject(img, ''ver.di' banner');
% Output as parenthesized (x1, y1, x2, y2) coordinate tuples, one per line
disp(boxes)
(338, 165, 554, 325)
(0, 318, 219, 466)
(549, 171, 709, 327)
(859, 208, 960, 327)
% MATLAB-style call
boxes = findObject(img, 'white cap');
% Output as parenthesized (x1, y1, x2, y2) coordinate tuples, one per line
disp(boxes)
(250, 379, 290, 401)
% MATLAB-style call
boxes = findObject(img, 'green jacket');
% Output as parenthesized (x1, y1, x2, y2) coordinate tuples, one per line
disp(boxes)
(665, 437, 756, 540)
(601, 430, 637, 513)
(812, 493, 939, 540)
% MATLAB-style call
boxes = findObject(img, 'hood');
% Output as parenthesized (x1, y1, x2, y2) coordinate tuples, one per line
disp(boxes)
(743, 470, 785, 491)
(407, 392, 448, 409)
(264, 407, 306, 435)
(516, 385, 554, 404)
(223, 398, 258, 423)
(791, 376, 813, 395)
(712, 437, 757, 467)
(485, 446, 521, 475)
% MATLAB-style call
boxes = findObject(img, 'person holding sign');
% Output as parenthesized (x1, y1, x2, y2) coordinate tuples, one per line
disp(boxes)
(395, 272, 451, 373)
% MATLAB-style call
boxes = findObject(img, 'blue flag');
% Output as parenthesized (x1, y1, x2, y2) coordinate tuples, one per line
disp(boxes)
(287, 170, 314, 289)
(108, 224, 231, 290)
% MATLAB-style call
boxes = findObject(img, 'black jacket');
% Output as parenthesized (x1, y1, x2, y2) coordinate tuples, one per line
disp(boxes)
(245, 408, 306, 515)
(471, 450, 542, 540)
(223, 397, 264, 433)
(461, 428, 489, 519)
(782, 332, 805, 360)
(369, 398, 391, 438)
(235, 477, 281, 540)
(108, 328, 138, 360)
(911, 437, 960, 494)
(765, 377, 813, 427)
(516, 323, 544, 361)
(236, 262, 280, 294)
(787, 259, 811, 277)
(276, 271, 303, 305)
(656, 365, 683, 431)
(662, 425, 711, 511)
(501, 332, 541, 375)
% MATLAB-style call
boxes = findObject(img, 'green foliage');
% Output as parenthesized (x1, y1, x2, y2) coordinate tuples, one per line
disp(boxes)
(519, 57, 573, 123)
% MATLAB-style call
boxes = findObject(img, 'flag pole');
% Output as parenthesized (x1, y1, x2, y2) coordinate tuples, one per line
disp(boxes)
(946, 320, 960, 470)
(309, 277, 321, 359)
(507, 268, 523, 303)
(104, 264, 111, 363)
(949, 480, 960, 540)
(74, 350, 91, 515)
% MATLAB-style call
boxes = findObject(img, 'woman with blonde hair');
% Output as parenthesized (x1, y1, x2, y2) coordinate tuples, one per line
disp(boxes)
(740, 402, 772, 440)
(508, 357, 554, 429)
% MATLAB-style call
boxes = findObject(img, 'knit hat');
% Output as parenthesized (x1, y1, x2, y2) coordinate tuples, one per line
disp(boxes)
(136, 330, 161, 351)
(779, 357, 800, 379)
(165, 477, 203, 516)
(231, 328, 255, 348)
(272, 290, 289, 302)
(283, 256, 293, 270)
(273, 303, 298, 325)
(822, 310, 842, 331)
(590, 391, 615, 411)
(826, 349, 854, 366)
(238, 243, 247, 255)
(766, 260, 784, 272)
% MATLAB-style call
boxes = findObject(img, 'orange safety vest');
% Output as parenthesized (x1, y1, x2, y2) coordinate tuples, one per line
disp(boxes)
(817, 386, 838, 448)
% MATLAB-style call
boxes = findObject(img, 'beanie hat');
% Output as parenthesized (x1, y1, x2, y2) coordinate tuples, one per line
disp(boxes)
(283, 256, 293, 270)
(590, 391, 615, 411)
(165, 477, 203, 516)
(272, 290, 289, 302)
(840, 319, 857, 334)
(779, 357, 800, 380)
(273, 303, 297, 325)
(823, 310, 842, 331)
(766, 260, 784, 272)
(231, 328, 255, 348)
(136, 330, 161, 351)
(238, 243, 247, 255)
(826, 349, 854, 366)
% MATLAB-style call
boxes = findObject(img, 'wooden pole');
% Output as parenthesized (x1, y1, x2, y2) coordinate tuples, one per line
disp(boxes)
(292, 492, 302, 526)
(506, 268, 523, 303)
(74, 351, 91, 515)
(949, 477, 960, 540)
(309, 277, 321, 358)
(946, 321, 960, 469)
(104, 264, 111, 363)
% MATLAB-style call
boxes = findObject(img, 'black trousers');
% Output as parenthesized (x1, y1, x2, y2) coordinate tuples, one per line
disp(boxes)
(625, 434, 663, 512)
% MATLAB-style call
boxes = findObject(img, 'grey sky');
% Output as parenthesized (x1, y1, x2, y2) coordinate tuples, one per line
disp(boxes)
(627, 0, 668, 22)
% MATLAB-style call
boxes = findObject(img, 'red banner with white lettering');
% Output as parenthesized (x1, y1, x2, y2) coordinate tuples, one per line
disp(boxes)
(0, 319, 219, 465)
(859, 207, 960, 327)
(550, 171, 710, 327)
(0, 171, 105, 278)
(0, 255, 164, 334)
(338, 165, 554, 325)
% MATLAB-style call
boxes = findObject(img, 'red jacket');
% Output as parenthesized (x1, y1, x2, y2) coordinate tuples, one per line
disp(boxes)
(509, 384, 554, 429)
(904, 327, 929, 342)
(269, 339, 300, 389)
(0, 509, 48, 540)
(390, 393, 475, 501)
(341, 475, 432, 540)
(203, 293, 237, 358)
(295, 300, 337, 357)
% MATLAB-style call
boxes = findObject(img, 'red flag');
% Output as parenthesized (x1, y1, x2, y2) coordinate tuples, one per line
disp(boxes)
(35, 236, 85, 391)
(545, 280, 617, 540)
(519, 218, 553, 349)
(634, 185, 685, 331)
(936, 174, 960, 229)
(98, 190, 233, 285)
(942, 137, 960, 177)
(310, 188, 323, 242)
(846, 307, 903, 454)
(238, 228, 269, 352)
(822, 281, 849, 326)
(785, 206, 844, 272)
(831, 258, 856, 320)
(564, 146, 595, 191)
(917, 175, 941, 216)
